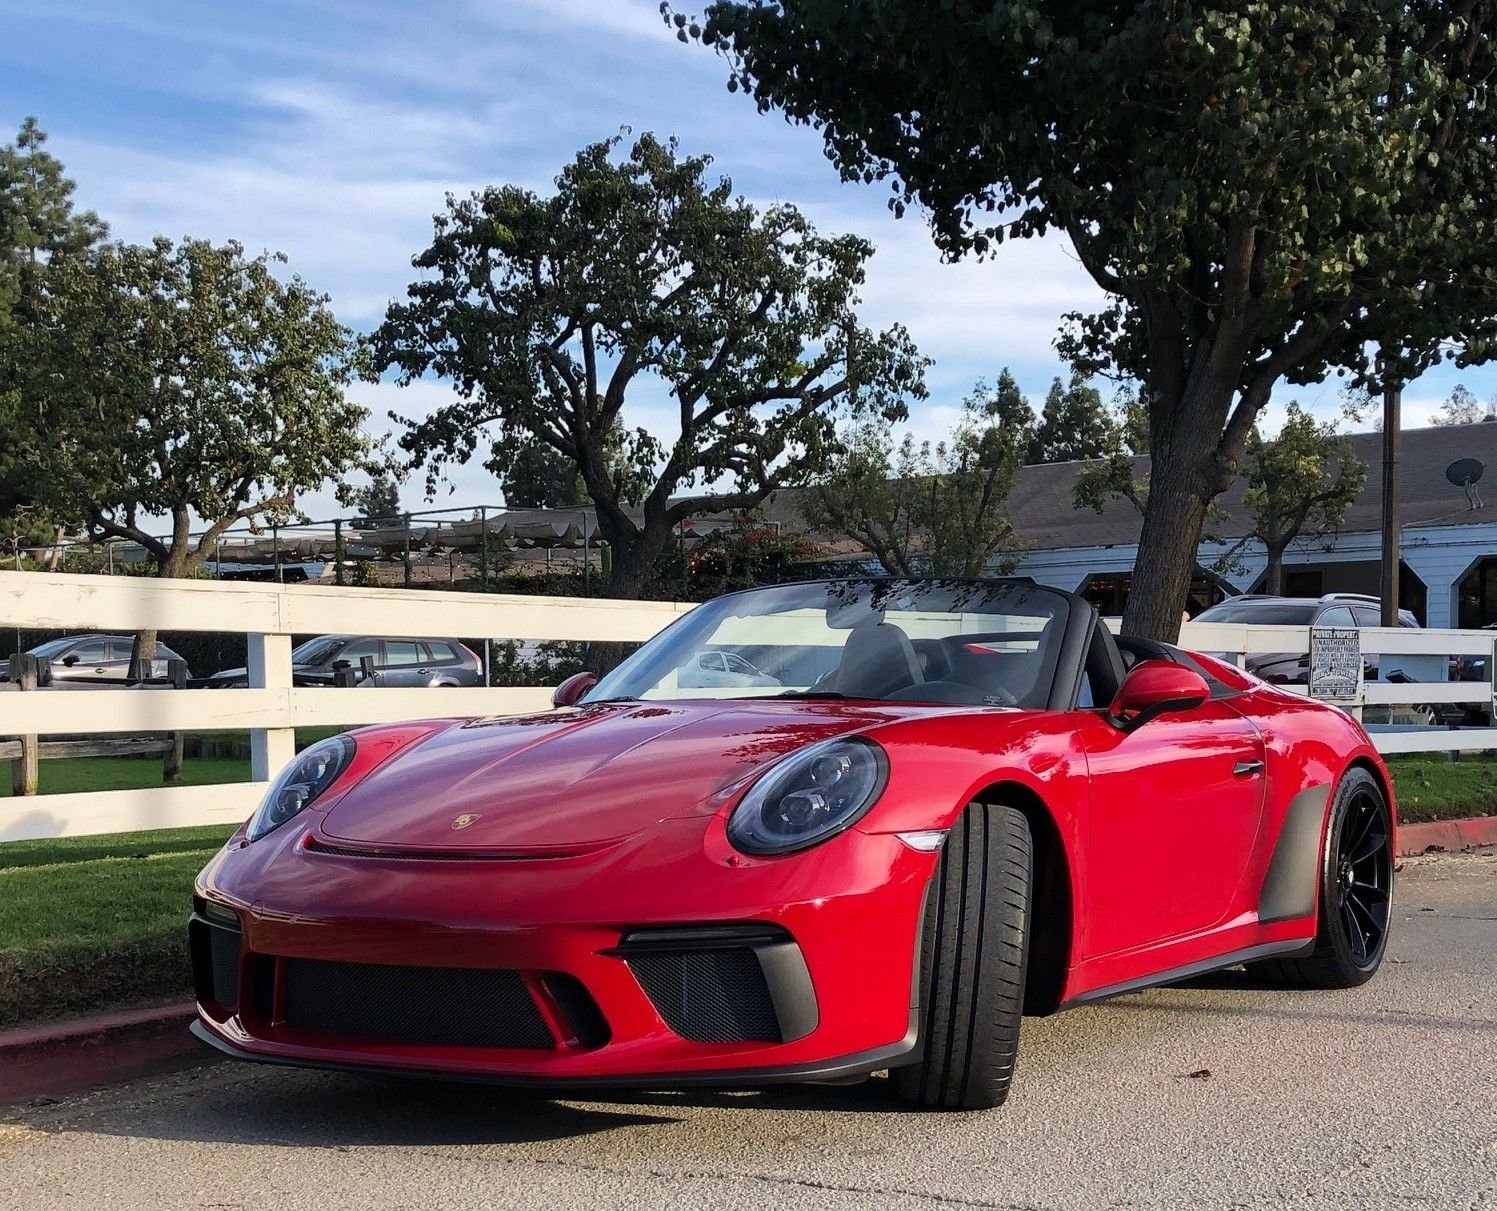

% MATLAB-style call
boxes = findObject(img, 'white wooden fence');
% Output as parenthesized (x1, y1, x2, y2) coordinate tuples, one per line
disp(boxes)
(1, 571, 1492, 841)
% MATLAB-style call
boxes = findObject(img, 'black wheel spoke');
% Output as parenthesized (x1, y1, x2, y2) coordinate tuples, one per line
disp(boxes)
(1347, 892, 1385, 947)
(1340, 897, 1368, 961)
(1350, 828, 1387, 866)
(1342, 795, 1375, 857)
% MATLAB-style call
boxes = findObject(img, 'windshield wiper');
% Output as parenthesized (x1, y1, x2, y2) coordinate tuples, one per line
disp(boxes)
(587, 696, 637, 705)
(775, 690, 851, 699)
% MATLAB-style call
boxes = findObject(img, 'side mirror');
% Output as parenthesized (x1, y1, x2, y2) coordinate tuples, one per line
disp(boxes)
(1108, 660, 1210, 732)
(330, 659, 351, 671)
(61, 654, 79, 667)
(552, 670, 597, 708)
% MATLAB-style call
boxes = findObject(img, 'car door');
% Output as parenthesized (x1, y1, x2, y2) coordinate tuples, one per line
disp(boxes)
(1075, 689, 1267, 957)
(379, 639, 427, 686)
(57, 637, 114, 683)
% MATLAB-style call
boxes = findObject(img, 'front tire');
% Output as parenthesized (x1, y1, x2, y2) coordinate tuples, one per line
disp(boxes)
(1258, 766, 1394, 989)
(893, 802, 1033, 1110)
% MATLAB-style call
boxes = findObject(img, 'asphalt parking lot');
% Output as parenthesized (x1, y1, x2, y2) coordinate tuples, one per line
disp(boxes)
(3, 850, 1493, 1211)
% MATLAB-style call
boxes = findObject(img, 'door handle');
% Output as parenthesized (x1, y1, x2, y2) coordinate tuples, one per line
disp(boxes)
(417, 668, 429, 675)
(1233, 759, 1265, 777)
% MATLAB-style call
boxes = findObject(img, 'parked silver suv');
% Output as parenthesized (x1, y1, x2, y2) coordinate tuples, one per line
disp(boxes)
(207, 634, 483, 688)
(2, 634, 191, 685)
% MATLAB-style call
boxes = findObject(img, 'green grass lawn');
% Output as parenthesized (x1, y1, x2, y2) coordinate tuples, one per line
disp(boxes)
(0, 755, 251, 797)
(0, 824, 234, 1030)
(1386, 756, 1497, 824)
(0, 727, 349, 798)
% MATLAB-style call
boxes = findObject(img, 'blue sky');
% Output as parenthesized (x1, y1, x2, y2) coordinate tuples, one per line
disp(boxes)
(9, 0, 1496, 518)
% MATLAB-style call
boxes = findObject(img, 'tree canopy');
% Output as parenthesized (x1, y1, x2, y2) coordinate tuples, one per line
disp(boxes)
(1431, 384, 1489, 426)
(12, 236, 371, 576)
(683, 0, 1497, 638)
(800, 381, 1030, 577)
(1231, 403, 1368, 593)
(1, 118, 106, 534)
(373, 133, 926, 596)
(1029, 373, 1111, 464)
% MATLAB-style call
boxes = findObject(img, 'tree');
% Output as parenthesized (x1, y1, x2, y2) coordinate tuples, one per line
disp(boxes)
(1029, 373, 1111, 464)
(373, 133, 926, 597)
(686, 514, 822, 596)
(801, 382, 1029, 577)
(1074, 387, 1151, 514)
(1232, 403, 1368, 593)
(1432, 384, 1484, 426)
(13, 236, 372, 581)
(348, 472, 403, 525)
(683, 1, 1497, 640)
(1, 118, 106, 545)
(496, 438, 585, 509)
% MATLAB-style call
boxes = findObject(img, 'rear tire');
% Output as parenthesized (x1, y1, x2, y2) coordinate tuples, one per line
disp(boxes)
(1255, 767, 1394, 989)
(893, 802, 1033, 1110)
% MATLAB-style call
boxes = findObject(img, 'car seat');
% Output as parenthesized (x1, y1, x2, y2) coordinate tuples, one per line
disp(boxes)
(832, 622, 924, 698)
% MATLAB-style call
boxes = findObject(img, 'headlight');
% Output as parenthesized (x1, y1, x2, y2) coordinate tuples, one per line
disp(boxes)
(727, 737, 888, 856)
(247, 735, 355, 841)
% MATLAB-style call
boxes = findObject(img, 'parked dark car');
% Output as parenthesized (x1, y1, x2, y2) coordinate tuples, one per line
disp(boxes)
(0, 634, 191, 685)
(206, 635, 483, 688)
(1192, 593, 1418, 684)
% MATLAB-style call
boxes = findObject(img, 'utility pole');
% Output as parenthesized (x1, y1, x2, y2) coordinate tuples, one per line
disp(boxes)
(1379, 380, 1402, 628)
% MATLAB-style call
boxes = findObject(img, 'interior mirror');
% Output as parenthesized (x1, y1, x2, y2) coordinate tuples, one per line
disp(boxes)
(1108, 660, 1209, 732)
(552, 670, 597, 708)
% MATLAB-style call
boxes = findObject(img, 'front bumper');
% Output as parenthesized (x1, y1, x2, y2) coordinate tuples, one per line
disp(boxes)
(191, 814, 934, 1086)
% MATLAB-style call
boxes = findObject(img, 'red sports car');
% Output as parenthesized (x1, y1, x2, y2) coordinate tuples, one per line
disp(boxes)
(191, 578, 1396, 1109)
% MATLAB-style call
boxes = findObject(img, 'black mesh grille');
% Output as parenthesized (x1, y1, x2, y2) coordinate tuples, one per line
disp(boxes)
(191, 917, 241, 1012)
(281, 959, 554, 1049)
(628, 949, 780, 1042)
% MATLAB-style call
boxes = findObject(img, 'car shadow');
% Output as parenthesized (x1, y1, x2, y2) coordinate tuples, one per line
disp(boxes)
(25, 1062, 910, 1150)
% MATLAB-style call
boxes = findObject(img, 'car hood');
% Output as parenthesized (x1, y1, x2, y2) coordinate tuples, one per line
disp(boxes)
(319, 699, 962, 852)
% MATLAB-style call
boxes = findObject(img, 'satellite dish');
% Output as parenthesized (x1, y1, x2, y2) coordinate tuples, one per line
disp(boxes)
(1446, 458, 1485, 487)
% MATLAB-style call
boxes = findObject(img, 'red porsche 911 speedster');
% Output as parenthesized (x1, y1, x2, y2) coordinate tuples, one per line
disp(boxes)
(190, 578, 1396, 1109)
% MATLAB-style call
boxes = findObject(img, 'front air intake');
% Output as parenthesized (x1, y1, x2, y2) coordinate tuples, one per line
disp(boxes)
(611, 924, 818, 1044)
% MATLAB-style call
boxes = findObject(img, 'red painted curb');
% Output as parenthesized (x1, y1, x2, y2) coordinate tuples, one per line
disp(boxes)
(1397, 815, 1497, 857)
(0, 1003, 211, 1107)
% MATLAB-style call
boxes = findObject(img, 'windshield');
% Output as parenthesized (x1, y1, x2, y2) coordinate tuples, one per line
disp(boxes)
(290, 637, 344, 665)
(1194, 600, 1320, 625)
(585, 579, 1070, 709)
(29, 637, 83, 658)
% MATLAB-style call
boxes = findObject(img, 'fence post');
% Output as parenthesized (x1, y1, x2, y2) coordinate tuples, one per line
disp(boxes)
(247, 633, 295, 782)
(7, 654, 39, 796)
(163, 659, 188, 782)
(478, 506, 488, 591)
(403, 514, 413, 588)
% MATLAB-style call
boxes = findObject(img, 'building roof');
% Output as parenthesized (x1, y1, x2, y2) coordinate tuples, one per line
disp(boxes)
(760, 418, 1497, 553)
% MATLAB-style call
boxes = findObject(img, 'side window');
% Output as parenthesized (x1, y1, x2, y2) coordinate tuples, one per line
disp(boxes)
(1317, 606, 1356, 628)
(1352, 606, 1381, 629)
(341, 638, 381, 664)
(425, 641, 457, 662)
(383, 640, 423, 666)
(69, 639, 110, 663)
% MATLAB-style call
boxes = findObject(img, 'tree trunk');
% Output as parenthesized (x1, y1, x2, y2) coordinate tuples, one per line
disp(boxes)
(602, 519, 673, 600)
(1264, 546, 1285, 595)
(1121, 466, 1212, 642)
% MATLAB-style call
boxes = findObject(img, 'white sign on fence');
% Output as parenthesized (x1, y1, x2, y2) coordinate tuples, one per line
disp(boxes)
(1308, 626, 1363, 704)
